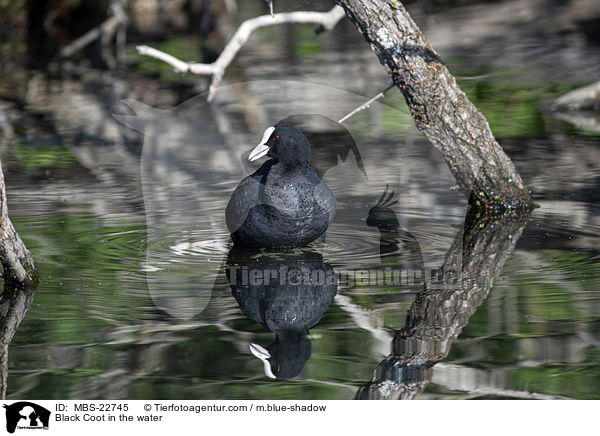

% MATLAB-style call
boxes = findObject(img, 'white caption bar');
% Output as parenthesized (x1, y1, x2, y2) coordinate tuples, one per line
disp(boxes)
(0, 400, 593, 435)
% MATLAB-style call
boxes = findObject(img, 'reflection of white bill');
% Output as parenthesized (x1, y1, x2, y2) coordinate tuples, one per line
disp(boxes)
(249, 343, 276, 379)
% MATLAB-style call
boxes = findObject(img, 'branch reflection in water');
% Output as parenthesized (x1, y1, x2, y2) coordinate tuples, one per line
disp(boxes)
(0, 281, 37, 399)
(357, 201, 530, 399)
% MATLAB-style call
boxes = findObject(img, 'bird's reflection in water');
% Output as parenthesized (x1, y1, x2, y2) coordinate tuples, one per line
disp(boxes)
(226, 247, 337, 379)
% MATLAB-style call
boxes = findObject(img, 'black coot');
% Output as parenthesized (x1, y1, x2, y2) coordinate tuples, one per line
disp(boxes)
(226, 125, 336, 248)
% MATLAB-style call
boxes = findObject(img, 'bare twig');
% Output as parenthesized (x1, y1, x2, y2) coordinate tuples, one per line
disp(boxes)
(338, 82, 395, 124)
(136, 5, 346, 101)
(60, 17, 120, 58)
(59, 0, 127, 59)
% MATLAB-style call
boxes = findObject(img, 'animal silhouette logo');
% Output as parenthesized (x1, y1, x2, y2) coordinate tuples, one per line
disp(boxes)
(3, 402, 50, 433)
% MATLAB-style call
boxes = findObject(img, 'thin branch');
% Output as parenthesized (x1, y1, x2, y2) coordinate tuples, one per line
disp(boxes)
(136, 5, 346, 101)
(59, 0, 127, 59)
(338, 82, 395, 123)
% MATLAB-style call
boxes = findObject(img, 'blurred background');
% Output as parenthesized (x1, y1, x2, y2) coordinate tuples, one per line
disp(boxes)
(0, 0, 599, 399)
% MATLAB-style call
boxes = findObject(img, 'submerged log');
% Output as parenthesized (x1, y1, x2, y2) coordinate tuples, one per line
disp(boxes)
(336, 0, 532, 212)
(0, 160, 37, 285)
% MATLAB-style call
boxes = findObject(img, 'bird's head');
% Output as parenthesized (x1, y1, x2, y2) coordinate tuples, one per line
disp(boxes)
(249, 125, 310, 167)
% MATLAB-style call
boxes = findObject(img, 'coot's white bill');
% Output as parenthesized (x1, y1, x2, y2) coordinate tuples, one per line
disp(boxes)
(248, 126, 275, 161)
(249, 342, 270, 359)
(248, 144, 270, 162)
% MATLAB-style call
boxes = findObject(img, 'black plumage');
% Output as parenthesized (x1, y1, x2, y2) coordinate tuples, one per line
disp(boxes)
(226, 125, 337, 248)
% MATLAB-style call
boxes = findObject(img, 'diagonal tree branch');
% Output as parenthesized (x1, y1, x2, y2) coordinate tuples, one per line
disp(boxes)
(136, 5, 346, 101)
(336, 0, 532, 210)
